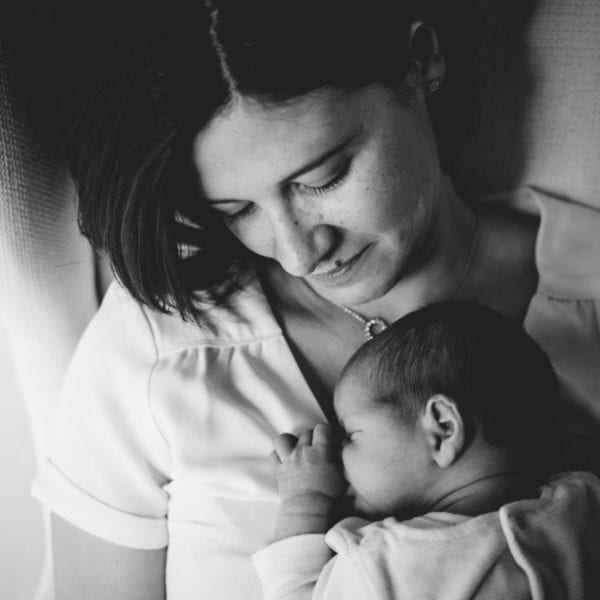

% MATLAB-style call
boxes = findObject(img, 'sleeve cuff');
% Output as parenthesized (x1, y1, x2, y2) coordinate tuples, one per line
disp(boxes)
(31, 460, 168, 549)
(252, 534, 332, 600)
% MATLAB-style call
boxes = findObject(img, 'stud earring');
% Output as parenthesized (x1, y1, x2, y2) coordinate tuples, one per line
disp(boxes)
(426, 77, 442, 95)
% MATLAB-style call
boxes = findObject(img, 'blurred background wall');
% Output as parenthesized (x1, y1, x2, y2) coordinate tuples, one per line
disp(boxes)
(0, 320, 45, 599)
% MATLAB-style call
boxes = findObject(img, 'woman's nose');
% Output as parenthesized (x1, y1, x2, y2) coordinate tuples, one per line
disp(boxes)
(272, 209, 335, 277)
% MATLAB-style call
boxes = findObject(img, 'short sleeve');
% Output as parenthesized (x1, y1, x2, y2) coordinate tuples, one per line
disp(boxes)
(32, 282, 172, 549)
(251, 520, 376, 600)
(252, 534, 332, 600)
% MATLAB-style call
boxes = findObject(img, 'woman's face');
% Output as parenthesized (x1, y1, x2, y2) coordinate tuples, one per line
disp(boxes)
(193, 84, 444, 306)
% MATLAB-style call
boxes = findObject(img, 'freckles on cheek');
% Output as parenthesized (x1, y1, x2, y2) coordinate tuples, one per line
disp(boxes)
(354, 156, 409, 227)
(359, 182, 403, 230)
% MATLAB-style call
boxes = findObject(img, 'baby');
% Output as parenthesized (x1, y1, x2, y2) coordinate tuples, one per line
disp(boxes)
(253, 301, 600, 600)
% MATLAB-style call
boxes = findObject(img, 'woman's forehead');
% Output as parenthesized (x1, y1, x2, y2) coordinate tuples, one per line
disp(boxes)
(192, 87, 385, 199)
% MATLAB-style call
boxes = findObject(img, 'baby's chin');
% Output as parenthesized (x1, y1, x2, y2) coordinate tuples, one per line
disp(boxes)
(346, 494, 383, 521)
(349, 493, 412, 522)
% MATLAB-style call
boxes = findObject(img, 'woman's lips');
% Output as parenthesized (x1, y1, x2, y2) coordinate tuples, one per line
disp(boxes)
(307, 245, 371, 287)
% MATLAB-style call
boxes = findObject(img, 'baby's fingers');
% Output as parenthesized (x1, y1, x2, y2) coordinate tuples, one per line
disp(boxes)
(296, 429, 313, 448)
(312, 423, 333, 451)
(273, 433, 298, 462)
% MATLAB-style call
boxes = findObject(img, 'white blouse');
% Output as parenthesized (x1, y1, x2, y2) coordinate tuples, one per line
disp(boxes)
(32, 187, 600, 599)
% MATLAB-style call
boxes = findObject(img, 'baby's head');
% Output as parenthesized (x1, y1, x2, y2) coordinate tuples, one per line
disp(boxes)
(333, 301, 558, 519)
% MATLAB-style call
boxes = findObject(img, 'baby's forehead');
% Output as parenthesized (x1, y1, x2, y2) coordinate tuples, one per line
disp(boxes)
(334, 370, 376, 413)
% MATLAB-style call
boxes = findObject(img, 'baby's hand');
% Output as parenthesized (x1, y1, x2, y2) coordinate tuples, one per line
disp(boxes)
(272, 423, 347, 508)
(271, 424, 347, 541)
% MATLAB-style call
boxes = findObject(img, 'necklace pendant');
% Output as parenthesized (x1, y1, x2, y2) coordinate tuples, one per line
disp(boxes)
(363, 317, 388, 340)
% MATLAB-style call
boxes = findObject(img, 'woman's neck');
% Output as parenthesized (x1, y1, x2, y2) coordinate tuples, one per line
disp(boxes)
(348, 184, 478, 324)
(351, 200, 538, 325)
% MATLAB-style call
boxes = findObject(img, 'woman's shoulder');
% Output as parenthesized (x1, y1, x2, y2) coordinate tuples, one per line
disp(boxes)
(480, 186, 600, 299)
(530, 187, 600, 299)
(95, 273, 283, 359)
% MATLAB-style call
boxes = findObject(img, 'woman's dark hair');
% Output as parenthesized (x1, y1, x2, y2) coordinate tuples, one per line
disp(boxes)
(343, 301, 558, 471)
(60, 0, 481, 319)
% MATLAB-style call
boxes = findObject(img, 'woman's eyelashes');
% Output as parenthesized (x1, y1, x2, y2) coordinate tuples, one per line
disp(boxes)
(220, 202, 257, 226)
(215, 160, 353, 225)
(296, 160, 352, 197)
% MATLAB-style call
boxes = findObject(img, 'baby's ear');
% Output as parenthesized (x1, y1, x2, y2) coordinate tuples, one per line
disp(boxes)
(420, 394, 465, 468)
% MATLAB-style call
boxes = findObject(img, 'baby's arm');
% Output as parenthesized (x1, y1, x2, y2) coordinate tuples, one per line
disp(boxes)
(254, 431, 371, 600)
(271, 424, 347, 542)
(252, 424, 350, 600)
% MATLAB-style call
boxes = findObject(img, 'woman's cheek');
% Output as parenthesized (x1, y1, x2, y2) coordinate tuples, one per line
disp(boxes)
(229, 217, 274, 258)
(348, 173, 405, 232)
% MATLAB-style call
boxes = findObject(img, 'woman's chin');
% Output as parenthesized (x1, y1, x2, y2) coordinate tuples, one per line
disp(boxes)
(310, 273, 398, 309)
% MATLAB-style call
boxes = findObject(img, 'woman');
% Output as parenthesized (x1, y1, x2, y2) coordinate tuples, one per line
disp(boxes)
(33, 1, 600, 598)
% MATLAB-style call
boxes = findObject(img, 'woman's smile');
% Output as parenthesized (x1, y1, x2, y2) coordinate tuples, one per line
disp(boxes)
(307, 244, 372, 288)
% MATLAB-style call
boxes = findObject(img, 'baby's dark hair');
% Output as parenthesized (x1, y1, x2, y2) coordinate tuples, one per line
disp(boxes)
(342, 301, 558, 470)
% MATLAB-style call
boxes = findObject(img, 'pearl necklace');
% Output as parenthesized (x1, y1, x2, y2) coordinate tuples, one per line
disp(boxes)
(323, 211, 479, 341)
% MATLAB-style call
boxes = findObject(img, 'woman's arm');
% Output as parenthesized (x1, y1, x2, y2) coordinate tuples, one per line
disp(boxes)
(52, 514, 167, 600)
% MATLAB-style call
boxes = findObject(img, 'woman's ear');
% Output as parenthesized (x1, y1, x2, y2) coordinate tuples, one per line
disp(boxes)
(408, 21, 446, 93)
(420, 394, 464, 468)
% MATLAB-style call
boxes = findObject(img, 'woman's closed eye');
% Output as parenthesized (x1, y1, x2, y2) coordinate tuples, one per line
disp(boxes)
(212, 160, 352, 225)
(295, 160, 352, 197)
(217, 202, 257, 226)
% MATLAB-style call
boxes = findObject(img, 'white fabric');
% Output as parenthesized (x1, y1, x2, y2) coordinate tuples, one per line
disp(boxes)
(252, 472, 600, 600)
(31, 187, 600, 599)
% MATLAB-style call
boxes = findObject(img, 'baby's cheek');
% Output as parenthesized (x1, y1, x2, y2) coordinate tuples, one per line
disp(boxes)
(341, 451, 359, 484)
